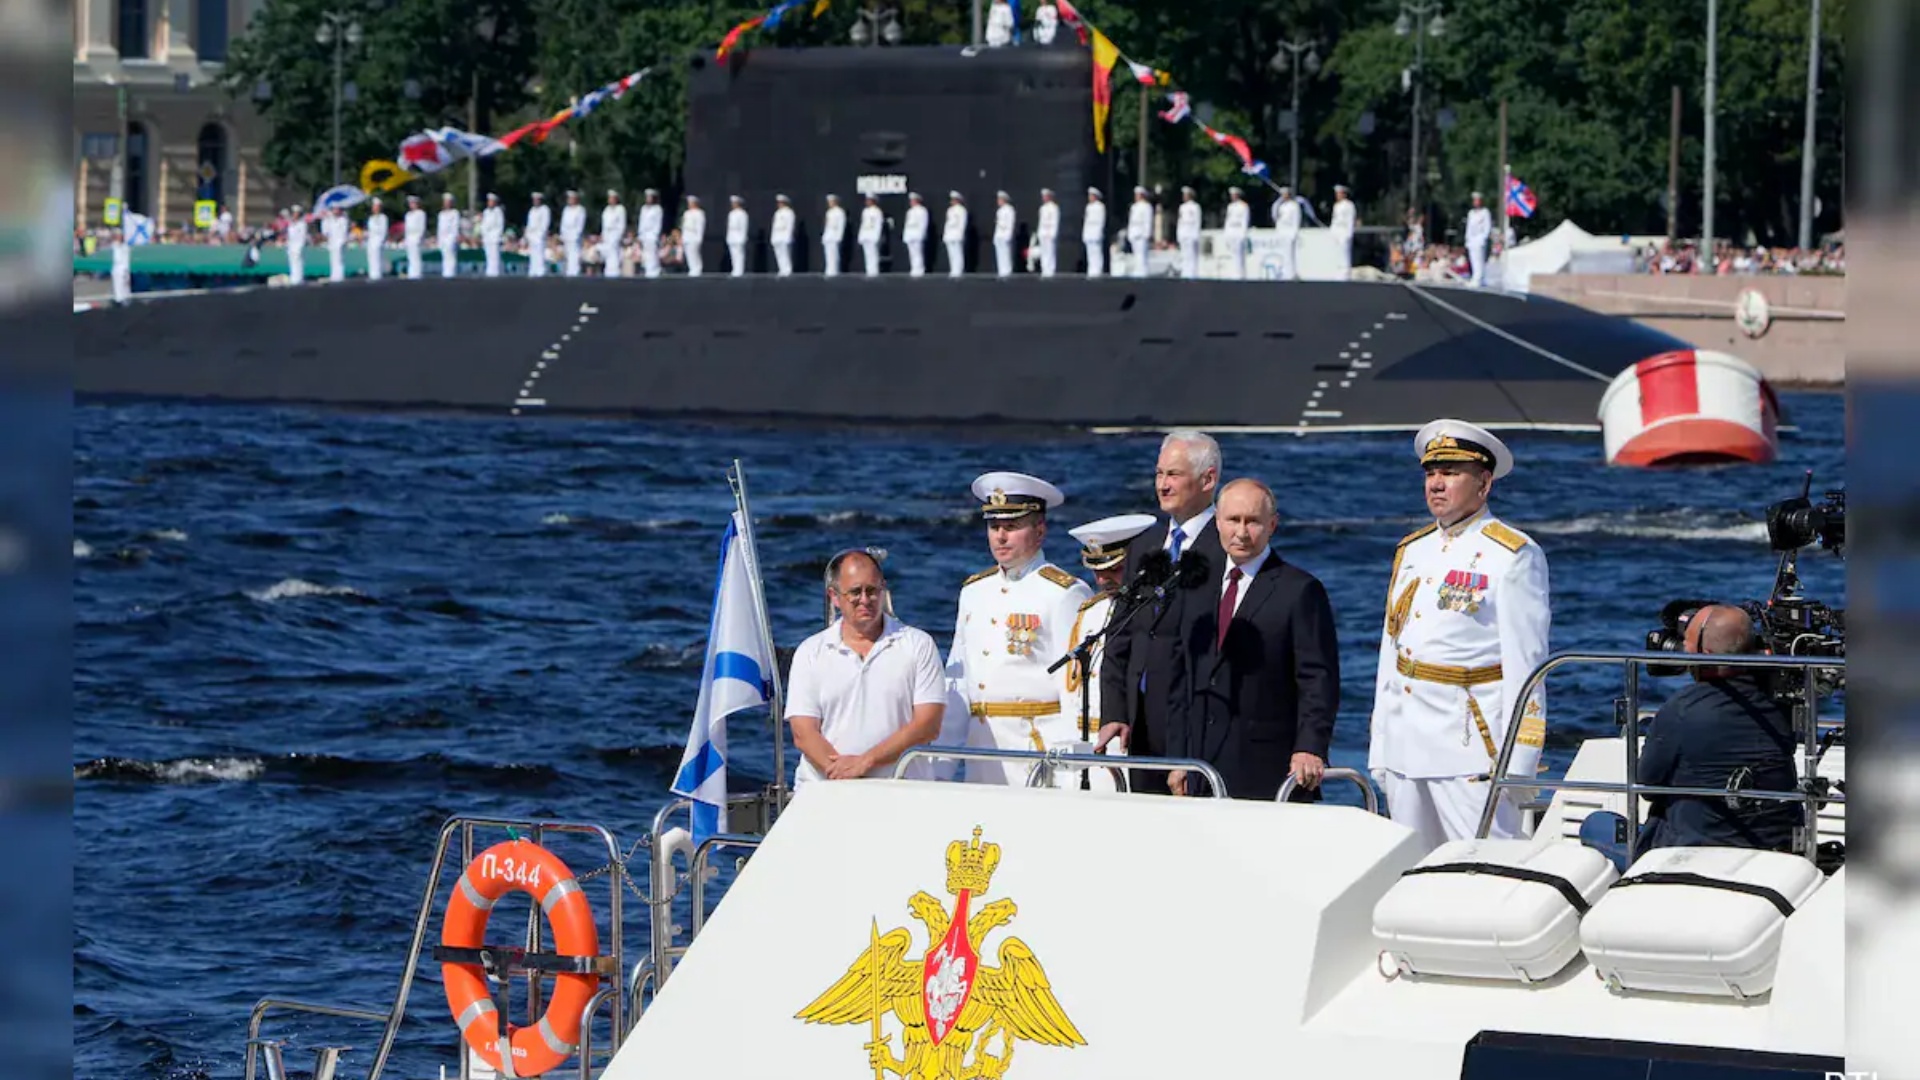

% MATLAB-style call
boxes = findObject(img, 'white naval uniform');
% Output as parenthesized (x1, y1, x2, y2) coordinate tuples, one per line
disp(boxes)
(1222, 199, 1250, 280)
(560, 204, 587, 277)
(770, 205, 796, 276)
(681, 206, 706, 277)
(436, 208, 461, 278)
(1367, 511, 1550, 854)
(1125, 200, 1152, 279)
(1273, 197, 1301, 280)
(285, 217, 308, 284)
(403, 209, 426, 279)
(822, 204, 847, 276)
(110, 239, 131, 303)
(600, 204, 628, 278)
(324, 214, 349, 282)
(1081, 199, 1106, 278)
(1059, 590, 1126, 792)
(525, 204, 551, 278)
(942, 204, 967, 278)
(1466, 205, 1493, 287)
(1035, 200, 1059, 277)
(365, 212, 388, 281)
(1175, 200, 1201, 278)
(1330, 198, 1357, 279)
(943, 556, 1094, 785)
(480, 206, 505, 277)
(903, 204, 929, 276)
(726, 206, 750, 276)
(992, 202, 1016, 278)
(984, 0, 1014, 46)
(638, 202, 664, 278)
(858, 204, 884, 276)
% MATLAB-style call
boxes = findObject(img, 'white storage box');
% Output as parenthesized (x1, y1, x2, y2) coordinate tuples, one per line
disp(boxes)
(1373, 838, 1618, 983)
(1579, 846, 1825, 998)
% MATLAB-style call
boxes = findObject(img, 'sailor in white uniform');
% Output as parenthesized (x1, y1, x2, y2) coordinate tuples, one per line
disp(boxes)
(1465, 191, 1493, 288)
(560, 191, 587, 277)
(1034, 188, 1060, 278)
(821, 194, 847, 277)
(943, 472, 1095, 786)
(1272, 186, 1301, 281)
(1033, 0, 1058, 43)
(1368, 419, 1550, 854)
(524, 193, 551, 278)
(1125, 186, 1153, 279)
(364, 198, 388, 281)
(109, 228, 131, 303)
(984, 0, 1014, 46)
(1081, 187, 1106, 278)
(903, 192, 929, 277)
(991, 190, 1016, 278)
(637, 189, 664, 278)
(1059, 513, 1157, 792)
(479, 193, 506, 277)
(857, 194, 884, 277)
(942, 191, 967, 278)
(1175, 185, 1202, 278)
(1222, 186, 1250, 280)
(770, 194, 796, 277)
(600, 190, 627, 278)
(680, 195, 706, 277)
(726, 196, 750, 277)
(403, 195, 427, 279)
(285, 205, 309, 284)
(1329, 183, 1357, 279)
(435, 194, 461, 279)
(324, 207, 350, 282)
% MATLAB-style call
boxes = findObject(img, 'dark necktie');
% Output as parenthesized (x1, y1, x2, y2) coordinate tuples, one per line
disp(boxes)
(1169, 525, 1187, 562)
(1217, 567, 1242, 650)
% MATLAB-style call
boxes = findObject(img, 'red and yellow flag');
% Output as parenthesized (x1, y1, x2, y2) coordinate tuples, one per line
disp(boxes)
(1090, 29, 1120, 152)
(716, 15, 767, 59)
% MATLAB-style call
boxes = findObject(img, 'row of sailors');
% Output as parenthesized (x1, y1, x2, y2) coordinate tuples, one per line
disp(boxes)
(277, 184, 1364, 284)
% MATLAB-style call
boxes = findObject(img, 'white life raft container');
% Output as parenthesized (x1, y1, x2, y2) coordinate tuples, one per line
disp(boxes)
(1598, 349, 1780, 467)
(1373, 838, 1619, 984)
(1579, 846, 1826, 999)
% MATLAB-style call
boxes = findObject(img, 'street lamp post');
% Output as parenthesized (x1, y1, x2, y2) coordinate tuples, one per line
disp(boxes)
(849, 5, 902, 46)
(1395, 0, 1445, 217)
(1269, 38, 1319, 195)
(315, 11, 362, 188)
(1703, 0, 1716, 259)
(1797, 0, 1822, 250)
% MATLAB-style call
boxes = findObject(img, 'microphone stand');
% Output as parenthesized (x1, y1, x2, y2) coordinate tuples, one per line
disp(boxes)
(1048, 575, 1172, 791)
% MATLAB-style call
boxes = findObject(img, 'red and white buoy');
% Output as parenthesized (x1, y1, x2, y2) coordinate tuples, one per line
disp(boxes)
(1598, 349, 1779, 467)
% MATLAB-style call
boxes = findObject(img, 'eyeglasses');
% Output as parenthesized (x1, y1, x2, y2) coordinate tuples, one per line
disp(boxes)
(833, 585, 885, 601)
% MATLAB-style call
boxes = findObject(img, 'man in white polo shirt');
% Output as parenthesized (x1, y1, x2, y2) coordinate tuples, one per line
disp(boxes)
(787, 549, 947, 784)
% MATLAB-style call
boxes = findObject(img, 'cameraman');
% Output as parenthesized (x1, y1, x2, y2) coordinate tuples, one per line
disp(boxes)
(1635, 605, 1800, 857)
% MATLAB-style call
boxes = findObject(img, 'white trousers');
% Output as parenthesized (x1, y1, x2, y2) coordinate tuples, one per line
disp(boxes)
(1224, 234, 1246, 280)
(822, 241, 841, 277)
(641, 235, 660, 278)
(685, 244, 702, 277)
(483, 239, 501, 277)
(111, 267, 131, 303)
(861, 239, 880, 276)
(961, 712, 1119, 790)
(1083, 240, 1103, 278)
(994, 238, 1012, 278)
(908, 240, 926, 277)
(945, 239, 964, 277)
(1375, 769, 1523, 855)
(440, 242, 459, 278)
(328, 245, 346, 282)
(405, 242, 422, 279)
(728, 241, 746, 277)
(601, 239, 623, 277)
(1179, 238, 1199, 279)
(564, 237, 582, 277)
(1275, 232, 1299, 280)
(287, 246, 306, 283)
(1468, 240, 1488, 286)
(366, 242, 385, 281)
(1037, 239, 1056, 277)
(526, 237, 548, 277)
(773, 241, 792, 277)
(1331, 231, 1353, 279)
(1128, 236, 1150, 278)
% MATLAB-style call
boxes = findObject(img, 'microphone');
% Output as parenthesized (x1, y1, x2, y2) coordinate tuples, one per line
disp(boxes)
(1118, 550, 1174, 602)
(1174, 550, 1212, 589)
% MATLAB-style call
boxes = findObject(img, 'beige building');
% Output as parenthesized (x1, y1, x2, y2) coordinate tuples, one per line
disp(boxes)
(73, 0, 294, 231)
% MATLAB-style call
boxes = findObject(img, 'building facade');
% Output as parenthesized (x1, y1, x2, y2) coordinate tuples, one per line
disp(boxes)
(73, 0, 293, 231)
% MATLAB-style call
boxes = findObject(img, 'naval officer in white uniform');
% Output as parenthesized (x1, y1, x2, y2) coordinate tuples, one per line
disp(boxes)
(1368, 419, 1550, 853)
(637, 189, 665, 278)
(1222, 186, 1250, 280)
(1125, 186, 1153, 278)
(857, 194, 884, 277)
(942, 472, 1094, 785)
(726, 195, 750, 276)
(903, 192, 929, 277)
(1059, 513, 1157, 792)
(680, 195, 706, 277)
(524, 192, 551, 278)
(1175, 185, 1202, 279)
(364, 198, 389, 281)
(991, 190, 1016, 278)
(770, 194, 797, 277)
(1465, 191, 1493, 287)
(942, 191, 968, 278)
(1081, 187, 1106, 278)
(402, 195, 427, 279)
(1329, 183, 1357, 279)
(479, 193, 506, 277)
(560, 191, 587, 277)
(600, 190, 628, 278)
(1034, 188, 1060, 277)
(821, 194, 847, 277)
(435, 194, 462, 279)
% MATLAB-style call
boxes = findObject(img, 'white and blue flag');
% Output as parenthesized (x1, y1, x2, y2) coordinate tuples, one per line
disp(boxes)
(670, 511, 775, 845)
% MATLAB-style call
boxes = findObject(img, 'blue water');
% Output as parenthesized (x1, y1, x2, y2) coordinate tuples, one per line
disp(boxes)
(74, 396, 1846, 1079)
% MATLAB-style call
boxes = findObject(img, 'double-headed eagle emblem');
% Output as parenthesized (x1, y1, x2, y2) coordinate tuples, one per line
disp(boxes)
(796, 827, 1085, 1079)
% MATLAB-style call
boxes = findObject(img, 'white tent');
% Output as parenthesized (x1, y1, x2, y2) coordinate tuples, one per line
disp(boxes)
(1497, 219, 1648, 293)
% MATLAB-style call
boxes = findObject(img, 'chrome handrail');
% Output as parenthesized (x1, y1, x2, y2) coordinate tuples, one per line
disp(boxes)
(891, 746, 1232, 799)
(1479, 650, 1844, 861)
(690, 834, 765, 939)
(1275, 766, 1381, 814)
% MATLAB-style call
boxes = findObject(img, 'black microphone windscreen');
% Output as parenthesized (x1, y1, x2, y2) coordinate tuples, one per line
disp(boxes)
(1137, 549, 1174, 583)
(1175, 551, 1213, 588)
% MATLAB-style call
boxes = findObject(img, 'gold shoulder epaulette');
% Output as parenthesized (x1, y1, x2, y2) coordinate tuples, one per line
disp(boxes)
(1038, 565, 1081, 589)
(1398, 523, 1438, 548)
(1078, 592, 1111, 613)
(1482, 520, 1529, 553)
(963, 567, 998, 587)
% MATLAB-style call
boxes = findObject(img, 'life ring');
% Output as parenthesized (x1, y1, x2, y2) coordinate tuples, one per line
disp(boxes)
(441, 840, 600, 1077)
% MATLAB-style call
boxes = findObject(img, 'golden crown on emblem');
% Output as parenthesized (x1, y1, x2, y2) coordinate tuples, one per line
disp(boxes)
(988, 489, 1008, 507)
(1426, 435, 1460, 453)
(945, 826, 1002, 896)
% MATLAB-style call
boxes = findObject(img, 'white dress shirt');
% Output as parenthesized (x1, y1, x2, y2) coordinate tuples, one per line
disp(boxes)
(1164, 507, 1215, 558)
(1218, 545, 1272, 621)
(787, 616, 947, 784)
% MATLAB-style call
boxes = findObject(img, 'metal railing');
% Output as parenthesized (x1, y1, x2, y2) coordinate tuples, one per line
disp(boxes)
(1275, 766, 1381, 814)
(1478, 650, 1845, 861)
(892, 746, 1232, 798)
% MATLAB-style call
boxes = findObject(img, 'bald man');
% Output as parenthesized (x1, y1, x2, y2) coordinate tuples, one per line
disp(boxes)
(1633, 604, 1799, 855)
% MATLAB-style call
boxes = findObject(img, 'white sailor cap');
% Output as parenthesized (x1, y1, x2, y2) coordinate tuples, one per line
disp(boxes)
(644, 188, 660, 198)
(776, 193, 791, 203)
(826, 193, 839, 202)
(1415, 418, 1513, 480)
(1069, 513, 1157, 570)
(441, 193, 454, 201)
(529, 191, 544, 200)
(407, 194, 422, 202)
(1040, 187, 1054, 197)
(908, 191, 923, 200)
(686, 194, 701, 203)
(1471, 190, 1484, 200)
(995, 189, 1009, 199)
(971, 471, 1064, 521)
(949, 190, 964, 200)
(1180, 185, 1195, 195)
(729, 194, 744, 203)
(566, 190, 580, 198)
(486, 192, 500, 201)
(1228, 186, 1243, 196)
(607, 189, 620, 198)
(1133, 185, 1149, 196)
(1334, 184, 1350, 194)
(1087, 187, 1101, 198)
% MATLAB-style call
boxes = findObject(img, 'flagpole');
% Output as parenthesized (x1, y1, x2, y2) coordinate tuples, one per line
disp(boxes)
(728, 460, 788, 814)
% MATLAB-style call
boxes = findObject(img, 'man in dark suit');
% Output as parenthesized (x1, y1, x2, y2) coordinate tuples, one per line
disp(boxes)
(1096, 431, 1224, 794)
(1166, 478, 1340, 801)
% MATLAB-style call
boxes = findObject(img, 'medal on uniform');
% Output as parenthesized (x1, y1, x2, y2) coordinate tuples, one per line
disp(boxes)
(1437, 564, 1489, 615)
(1006, 613, 1039, 656)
